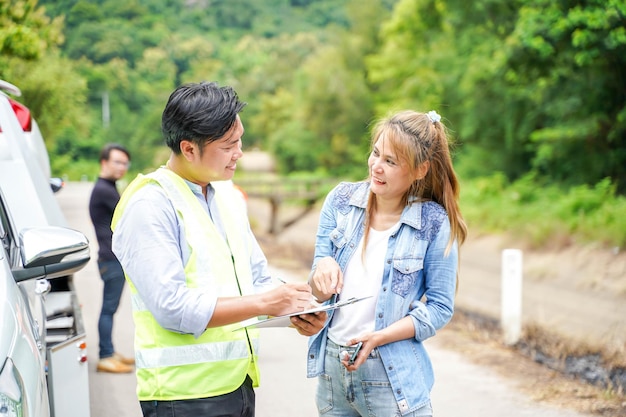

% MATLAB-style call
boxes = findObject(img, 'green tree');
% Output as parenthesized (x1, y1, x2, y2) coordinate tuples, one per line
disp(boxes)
(504, 0, 626, 188)
(218, 32, 323, 149)
(368, 0, 626, 192)
(294, 44, 373, 176)
(0, 0, 64, 60)
(1, 0, 90, 172)
(367, 0, 453, 113)
(65, 1, 102, 29)
(253, 0, 388, 176)
(4, 55, 88, 144)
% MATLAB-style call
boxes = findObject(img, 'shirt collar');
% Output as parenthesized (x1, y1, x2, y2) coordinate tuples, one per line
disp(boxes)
(180, 179, 214, 203)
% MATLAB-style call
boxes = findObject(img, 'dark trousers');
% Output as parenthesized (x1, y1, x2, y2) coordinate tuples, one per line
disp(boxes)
(139, 375, 255, 417)
(97, 259, 126, 358)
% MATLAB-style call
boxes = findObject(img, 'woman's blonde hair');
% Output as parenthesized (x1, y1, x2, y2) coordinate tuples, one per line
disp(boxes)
(365, 110, 467, 254)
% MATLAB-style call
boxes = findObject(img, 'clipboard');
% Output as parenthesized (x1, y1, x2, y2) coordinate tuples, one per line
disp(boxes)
(234, 295, 372, 330)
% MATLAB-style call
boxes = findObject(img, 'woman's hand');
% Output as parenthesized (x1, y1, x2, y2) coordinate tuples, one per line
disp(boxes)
(340, 333, 381, 371)
(341, 317, 416, 371)
(309, 256, 343, 302)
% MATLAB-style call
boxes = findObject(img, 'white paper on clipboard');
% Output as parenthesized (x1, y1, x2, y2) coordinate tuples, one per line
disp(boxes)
(234, 295, 372, 330)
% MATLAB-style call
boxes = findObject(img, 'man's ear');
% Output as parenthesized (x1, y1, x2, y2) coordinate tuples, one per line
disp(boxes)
(415, 161, 430, 181)
(179, 140, 196, 161)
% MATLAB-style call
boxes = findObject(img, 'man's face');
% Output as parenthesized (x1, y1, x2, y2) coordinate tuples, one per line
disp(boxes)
(102, 149, 130, 181)
(192, 115, 244, 183)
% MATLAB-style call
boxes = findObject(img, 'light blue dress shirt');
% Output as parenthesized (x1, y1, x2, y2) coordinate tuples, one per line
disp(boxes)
(112, 177, 272, 339)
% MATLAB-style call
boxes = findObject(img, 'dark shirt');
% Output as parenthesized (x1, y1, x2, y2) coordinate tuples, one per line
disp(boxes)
(89, 177, 120, 262)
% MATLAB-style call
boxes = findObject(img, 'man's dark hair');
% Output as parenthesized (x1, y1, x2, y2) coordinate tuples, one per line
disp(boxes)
(100, 143, 130, 162)
(161, 81, 246, 153)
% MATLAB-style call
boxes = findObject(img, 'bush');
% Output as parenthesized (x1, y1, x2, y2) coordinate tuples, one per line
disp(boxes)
(461, 175, 626, 249)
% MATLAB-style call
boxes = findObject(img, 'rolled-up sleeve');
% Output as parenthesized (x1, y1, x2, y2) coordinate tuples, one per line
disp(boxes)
(249, 227, 273, 293)
(410, 217, 457, 341)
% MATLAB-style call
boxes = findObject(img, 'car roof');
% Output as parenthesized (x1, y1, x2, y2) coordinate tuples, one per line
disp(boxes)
(0, 80, 21, 97)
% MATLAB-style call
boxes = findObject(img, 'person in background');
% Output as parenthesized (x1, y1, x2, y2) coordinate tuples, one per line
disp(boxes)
(306, 110, 467, 416)
(88, 143, 135, 373)
(111, 81, 325, 417)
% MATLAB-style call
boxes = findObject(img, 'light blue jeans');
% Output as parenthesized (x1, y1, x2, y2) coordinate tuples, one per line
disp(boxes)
(316, 339, 433, 417)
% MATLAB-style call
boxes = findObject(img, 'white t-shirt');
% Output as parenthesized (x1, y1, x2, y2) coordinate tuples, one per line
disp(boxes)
(328, 222, 399, 346)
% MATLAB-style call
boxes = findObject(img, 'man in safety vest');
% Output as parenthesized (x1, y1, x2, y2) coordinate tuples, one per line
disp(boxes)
(111, 81, 325, 417)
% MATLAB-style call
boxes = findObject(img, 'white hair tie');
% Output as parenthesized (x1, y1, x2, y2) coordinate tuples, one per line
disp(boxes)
(427, 110, 441, 124)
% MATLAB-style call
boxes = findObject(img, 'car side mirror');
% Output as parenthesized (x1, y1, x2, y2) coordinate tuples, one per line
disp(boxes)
(12, 226, 90, 282)
(50, 177, 64, 193)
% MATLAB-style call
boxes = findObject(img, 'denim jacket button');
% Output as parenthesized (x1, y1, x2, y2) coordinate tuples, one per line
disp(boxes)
(378, 313, 383, 318)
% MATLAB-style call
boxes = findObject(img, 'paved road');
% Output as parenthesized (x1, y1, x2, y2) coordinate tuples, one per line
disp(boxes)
(56, 181, 594, 417)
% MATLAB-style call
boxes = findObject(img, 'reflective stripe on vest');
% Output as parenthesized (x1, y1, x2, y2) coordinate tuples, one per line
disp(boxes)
(135, 338, 261, 369)
(112, 168, 261, 400)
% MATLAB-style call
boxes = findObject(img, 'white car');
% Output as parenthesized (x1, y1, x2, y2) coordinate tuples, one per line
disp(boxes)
(0, 80, 91, 417)
(0, 80, 62, 192)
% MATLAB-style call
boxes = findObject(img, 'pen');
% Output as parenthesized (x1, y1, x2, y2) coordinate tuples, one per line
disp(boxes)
(276, 277, 287, 284)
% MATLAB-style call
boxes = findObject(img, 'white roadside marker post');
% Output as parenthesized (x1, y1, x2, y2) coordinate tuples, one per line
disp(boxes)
(501, 249, 523, 346)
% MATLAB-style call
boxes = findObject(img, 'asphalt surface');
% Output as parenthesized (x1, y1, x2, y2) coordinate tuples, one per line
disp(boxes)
(56, 181, 595, 417)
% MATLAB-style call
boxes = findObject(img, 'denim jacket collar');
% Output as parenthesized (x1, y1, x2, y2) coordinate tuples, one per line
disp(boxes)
(349, 181, 423, 231)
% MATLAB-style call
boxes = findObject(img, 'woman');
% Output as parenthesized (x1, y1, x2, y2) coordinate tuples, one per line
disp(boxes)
(307, 110, 467, 416)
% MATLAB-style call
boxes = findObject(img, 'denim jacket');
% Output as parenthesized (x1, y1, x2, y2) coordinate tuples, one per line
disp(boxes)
(306, 181, 458, 415)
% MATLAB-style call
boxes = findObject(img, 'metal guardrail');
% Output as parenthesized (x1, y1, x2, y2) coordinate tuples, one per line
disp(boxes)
(234, 177, 336, 234)
(235, 177, 334, 201)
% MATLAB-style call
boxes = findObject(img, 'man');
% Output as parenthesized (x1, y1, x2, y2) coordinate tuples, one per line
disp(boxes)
(111, 81, 325, 417)
(88, 143, 135, 373)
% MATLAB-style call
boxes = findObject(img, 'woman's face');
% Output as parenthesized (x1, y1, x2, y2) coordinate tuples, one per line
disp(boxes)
(368, 136, 416, 202)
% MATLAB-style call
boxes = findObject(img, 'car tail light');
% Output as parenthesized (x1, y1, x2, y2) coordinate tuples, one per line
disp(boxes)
(8, 99, 32, 132)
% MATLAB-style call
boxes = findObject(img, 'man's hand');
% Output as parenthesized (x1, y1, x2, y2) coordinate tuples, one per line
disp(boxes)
(290, 311, 327, 336)
(263, 282, 312, 317)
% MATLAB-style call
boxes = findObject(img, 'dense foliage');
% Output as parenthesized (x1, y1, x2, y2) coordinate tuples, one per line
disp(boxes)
(1, 0, 625, 246)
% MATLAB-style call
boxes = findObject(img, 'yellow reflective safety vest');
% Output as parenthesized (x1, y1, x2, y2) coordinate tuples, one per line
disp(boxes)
(111, 167, 260, 400)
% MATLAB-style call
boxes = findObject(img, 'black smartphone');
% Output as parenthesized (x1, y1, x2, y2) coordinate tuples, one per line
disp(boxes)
(348, 342, 363, 365)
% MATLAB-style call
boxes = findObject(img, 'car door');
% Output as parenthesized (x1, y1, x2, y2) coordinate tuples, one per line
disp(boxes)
(0, 188, 51, 417)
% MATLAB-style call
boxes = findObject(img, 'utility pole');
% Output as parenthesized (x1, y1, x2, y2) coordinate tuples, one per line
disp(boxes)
(102, 91, 110, 129)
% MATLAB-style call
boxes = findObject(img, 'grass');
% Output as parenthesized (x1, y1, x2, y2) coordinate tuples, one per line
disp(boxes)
(447, 310, 626, 415)
(460, 174, 626, 250)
